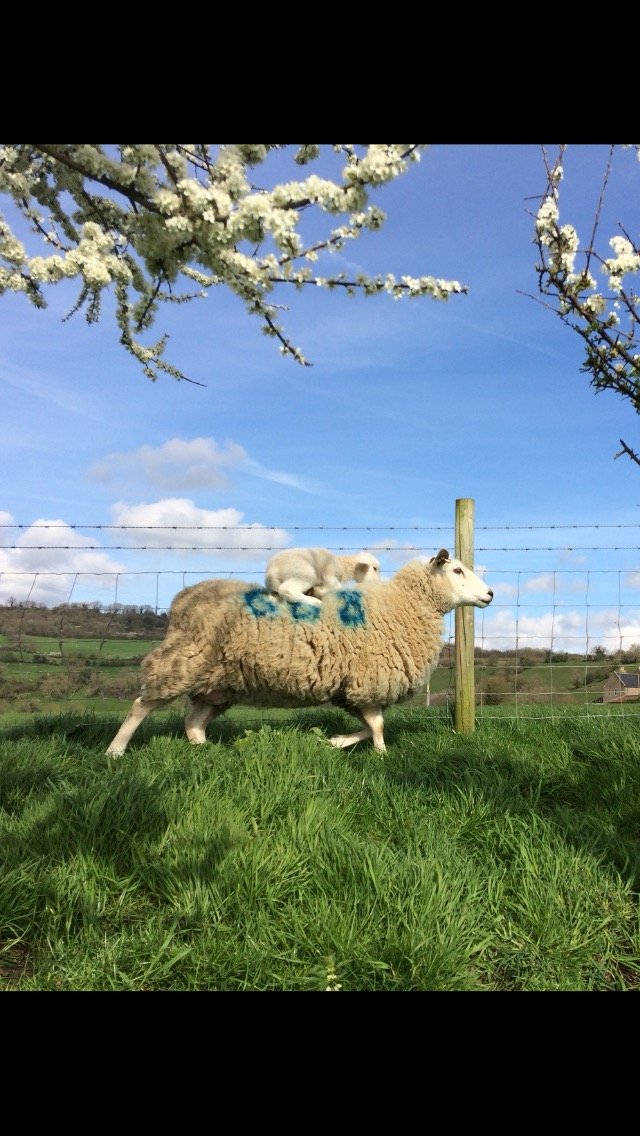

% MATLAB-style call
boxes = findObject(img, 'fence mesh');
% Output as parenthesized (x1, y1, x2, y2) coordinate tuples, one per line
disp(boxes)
(2, 520, 640, 723)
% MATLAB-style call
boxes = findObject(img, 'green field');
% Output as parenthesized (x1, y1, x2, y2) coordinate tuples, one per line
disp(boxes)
(0, 633, 162, 657)
(1, 707, 639, 991)
(0, 632, 631, 724)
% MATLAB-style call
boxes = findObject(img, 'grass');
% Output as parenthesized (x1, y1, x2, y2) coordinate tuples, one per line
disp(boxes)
(0, 634, 625, 718)
(0, 633, 163, 657)
(1, 705, 639, 991)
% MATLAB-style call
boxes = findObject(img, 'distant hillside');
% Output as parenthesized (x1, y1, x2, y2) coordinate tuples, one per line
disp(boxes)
(1, 601, 639, 718)
(0, 602, 168, 641)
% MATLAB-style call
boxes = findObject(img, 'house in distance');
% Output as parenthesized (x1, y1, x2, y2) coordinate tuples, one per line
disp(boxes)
(602, 667, 640, 703)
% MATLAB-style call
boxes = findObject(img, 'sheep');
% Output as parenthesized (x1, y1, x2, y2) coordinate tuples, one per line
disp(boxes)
(106, 549, 493, 757)
(265, 547, 380, 606)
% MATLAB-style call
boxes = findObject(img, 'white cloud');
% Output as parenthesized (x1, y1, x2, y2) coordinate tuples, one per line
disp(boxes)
(489, 574, 590, 599)
(369, 539, 425, 566)
(492, 581, 518, 598)
(558, 550, 588, 567)
(524, 573, 557, 593)
(88, 437, 247, 491)
(0, 511, 14, 546)
(88, 436, 323, 494)
(479, 607, 640, 652)
(521, 573, 589, 595)
(109, 499, 290, 559)
(0, 516, 125, 605)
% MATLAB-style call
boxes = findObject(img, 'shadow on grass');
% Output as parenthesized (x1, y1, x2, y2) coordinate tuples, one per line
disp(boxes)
(3, 706, 640, 898)
(0, 704, 452, 751)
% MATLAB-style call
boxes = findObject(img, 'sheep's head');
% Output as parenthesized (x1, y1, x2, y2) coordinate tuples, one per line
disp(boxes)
(429, 550, 493, 610)
(353, 551, 381, 584)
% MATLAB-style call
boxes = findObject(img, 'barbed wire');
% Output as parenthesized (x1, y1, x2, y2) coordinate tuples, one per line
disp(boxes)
(2, 522, 640, 532)
(0, 566, 637, 575)
(3, 544, 640, 553)
(3, 517, 640, 725)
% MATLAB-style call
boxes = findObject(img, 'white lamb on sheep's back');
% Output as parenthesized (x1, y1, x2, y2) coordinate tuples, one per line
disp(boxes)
(265, 546, 380, 606)
(106, 549, 493, 757)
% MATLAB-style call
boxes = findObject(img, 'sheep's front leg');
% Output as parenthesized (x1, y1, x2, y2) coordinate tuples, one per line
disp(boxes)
(329, 706, 386, 754)
(106, 696, 166, 756)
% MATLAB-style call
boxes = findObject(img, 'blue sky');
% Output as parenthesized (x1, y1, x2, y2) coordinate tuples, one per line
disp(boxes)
(2, 143, 640, 653)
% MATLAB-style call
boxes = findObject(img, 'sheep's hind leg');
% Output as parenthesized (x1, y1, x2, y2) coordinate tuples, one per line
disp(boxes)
(329, 705, 386, 754)
(185, 695, 231, 744)
(106, 696, 167, 757)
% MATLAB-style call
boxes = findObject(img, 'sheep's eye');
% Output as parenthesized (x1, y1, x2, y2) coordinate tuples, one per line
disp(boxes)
(453, 567, 464, 575)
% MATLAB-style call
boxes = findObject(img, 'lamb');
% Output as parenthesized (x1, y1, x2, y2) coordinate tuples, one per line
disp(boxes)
(265, 547, 380, 606)
(106, 549, 493, 757)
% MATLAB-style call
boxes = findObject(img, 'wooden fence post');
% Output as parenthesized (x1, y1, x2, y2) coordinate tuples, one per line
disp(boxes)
(454, 498, 476, 733)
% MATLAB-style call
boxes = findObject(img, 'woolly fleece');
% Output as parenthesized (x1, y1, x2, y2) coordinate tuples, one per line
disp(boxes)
(140, 559, 453, 710)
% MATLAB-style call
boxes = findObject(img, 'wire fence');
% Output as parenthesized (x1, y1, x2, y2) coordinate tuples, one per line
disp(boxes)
(2, 518, 640, 724)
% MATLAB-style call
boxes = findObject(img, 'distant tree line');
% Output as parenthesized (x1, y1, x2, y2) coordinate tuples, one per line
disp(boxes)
(0, 601, 168, 641)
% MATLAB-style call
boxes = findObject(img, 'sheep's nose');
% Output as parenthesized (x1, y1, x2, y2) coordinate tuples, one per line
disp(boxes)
(488, 589, 494, 599)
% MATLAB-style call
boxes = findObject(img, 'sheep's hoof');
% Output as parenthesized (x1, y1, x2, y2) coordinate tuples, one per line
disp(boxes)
(329, 735, 360, 749)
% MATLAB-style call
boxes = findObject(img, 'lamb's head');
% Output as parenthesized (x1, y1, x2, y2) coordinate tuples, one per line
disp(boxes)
(352, 551, 380, 584)
(429, 549, 493, 610)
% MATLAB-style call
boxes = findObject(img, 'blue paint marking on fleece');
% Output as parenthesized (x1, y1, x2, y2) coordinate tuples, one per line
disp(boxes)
(243, 586, 366, 626)
(289, 601, 321, 622)
(243, 587, 321, 622)
(243, 587, 280, 618)
(336, 588, 367, 628)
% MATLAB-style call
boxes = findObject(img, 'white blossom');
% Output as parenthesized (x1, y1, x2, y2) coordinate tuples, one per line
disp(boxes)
(0, 143, 467, 382)
(536, 196, 559, 239)
(0, 216, 25, 264)
(582, 293, 607, 315)
(604, 235, 640, 293)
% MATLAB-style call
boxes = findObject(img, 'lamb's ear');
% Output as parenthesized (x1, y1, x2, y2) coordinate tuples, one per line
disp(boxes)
(434, 549, 450, 566)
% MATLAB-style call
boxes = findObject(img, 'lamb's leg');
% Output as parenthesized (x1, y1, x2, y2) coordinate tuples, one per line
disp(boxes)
(329, 705, 386, 754)
(277, 579, 322, 606)
(312, 573, 342, 600)
(185, 695, 231, 744)
(106, 696, 167, 756)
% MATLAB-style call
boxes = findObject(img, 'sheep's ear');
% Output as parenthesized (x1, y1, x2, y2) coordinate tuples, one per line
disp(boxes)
(434, 549, 450, 566)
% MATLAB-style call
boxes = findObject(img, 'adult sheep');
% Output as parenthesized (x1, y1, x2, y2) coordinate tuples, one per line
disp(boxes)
(265, 547, 380, 606)
(106, 549, 493, 757)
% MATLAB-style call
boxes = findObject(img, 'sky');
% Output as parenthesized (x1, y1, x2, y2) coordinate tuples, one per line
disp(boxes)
(2, 142, 640, 654)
